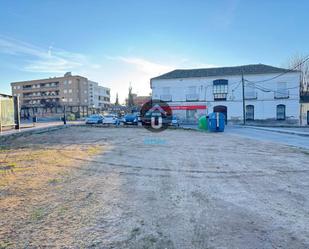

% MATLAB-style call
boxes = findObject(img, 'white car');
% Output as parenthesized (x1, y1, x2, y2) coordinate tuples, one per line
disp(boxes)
(102, 114, 119, 124)
(85, 114, 103, 124)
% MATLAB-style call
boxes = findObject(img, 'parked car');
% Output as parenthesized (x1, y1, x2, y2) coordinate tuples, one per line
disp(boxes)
(171, 116, 180, 127)
(141, 111, 172, 126)
(118, 115, 126, 123)
(102, 114, 119, 124)
(85, 114, 103, 124)
(124, 114, 138, 125)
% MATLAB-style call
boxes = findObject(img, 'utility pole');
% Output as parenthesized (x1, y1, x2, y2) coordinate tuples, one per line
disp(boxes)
(14, 96, 20, 130)
(242, 70, 246, 125)
(62, 97, 67, 125)
(63, 105, 67, 125)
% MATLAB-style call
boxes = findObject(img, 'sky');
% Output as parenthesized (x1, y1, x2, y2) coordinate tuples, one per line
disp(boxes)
(0, 0, 308, 103)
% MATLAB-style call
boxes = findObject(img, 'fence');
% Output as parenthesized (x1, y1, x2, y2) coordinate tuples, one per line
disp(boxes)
(0, 94, 15, 131)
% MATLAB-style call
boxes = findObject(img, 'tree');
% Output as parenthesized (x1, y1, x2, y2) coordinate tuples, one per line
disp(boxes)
(115, 93, 119, 106)
(127, 85, 135, 107)
(286, 54, 309, 93)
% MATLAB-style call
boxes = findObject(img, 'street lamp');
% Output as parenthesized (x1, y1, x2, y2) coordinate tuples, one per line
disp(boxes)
(62, 97, 67, 125)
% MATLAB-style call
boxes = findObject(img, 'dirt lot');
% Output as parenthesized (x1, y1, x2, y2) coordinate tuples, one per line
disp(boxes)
(1, 126, 309, 249)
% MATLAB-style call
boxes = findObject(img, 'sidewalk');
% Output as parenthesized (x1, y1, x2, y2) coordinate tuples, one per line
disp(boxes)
(0, 121, 82, 137)
(240, 125, 309, 137)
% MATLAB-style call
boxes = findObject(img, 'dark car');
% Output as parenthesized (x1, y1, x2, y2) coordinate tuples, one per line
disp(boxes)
(124, 114, 138, 125)
(141, 111, 172, 126)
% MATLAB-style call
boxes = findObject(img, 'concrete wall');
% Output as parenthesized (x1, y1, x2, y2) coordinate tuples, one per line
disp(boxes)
(301, 103, 309, 125)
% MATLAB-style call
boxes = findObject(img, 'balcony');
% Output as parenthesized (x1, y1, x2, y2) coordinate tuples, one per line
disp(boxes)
(160, 95, 172, 102)
(186, 94, 199, 101)
(40, 83, 59, 88)
(274, 90, 289, 99)
(23, 91, 59, 99)
(213, 93, 227, 101)
(245, 92, 258, 100)
(22, 83, 59, 91)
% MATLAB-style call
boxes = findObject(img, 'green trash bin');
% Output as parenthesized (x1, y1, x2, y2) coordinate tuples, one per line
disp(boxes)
(198, 116, 209, 131)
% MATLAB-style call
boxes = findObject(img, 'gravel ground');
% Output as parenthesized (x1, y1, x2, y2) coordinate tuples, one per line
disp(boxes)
(1, 126, 309, 248)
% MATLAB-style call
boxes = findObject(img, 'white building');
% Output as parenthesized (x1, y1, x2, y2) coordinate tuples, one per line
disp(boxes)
(88, 81, 111, 109)
(151, 64, 301, 124)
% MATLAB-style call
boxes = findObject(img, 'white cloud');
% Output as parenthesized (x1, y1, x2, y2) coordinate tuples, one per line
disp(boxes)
(108, 56, 174, 76)
(0, 35, 98, 73)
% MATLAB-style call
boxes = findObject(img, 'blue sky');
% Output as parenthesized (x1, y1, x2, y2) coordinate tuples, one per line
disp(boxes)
(0, 0, 308, 102)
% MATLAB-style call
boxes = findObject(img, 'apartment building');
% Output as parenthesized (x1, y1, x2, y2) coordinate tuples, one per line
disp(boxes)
(151, 64, 301, 124)
(88, 81, 111, 108)
(11, 72, 110, 117)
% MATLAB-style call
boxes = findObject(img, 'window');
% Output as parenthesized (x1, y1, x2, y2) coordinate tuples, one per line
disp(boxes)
(68, 80, 72, 84)
(69, 98, 73, 102)
(186, 86, 198, 101)
(245, 82, 257, 99)
(63, 89, 67, 94)
(68, 89, 72, 93)
(277, 104, 286, 120)
(63, 80, 68, 85)
(213, 79, 228, 100)
(275, 82, 289, 99)
(246, 105, 254, 120)
(84, 90, 87, 94)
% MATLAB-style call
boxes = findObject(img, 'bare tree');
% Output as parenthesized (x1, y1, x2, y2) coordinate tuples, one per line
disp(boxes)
(286, 54, 309, 93)
(127, 85, 135, 107)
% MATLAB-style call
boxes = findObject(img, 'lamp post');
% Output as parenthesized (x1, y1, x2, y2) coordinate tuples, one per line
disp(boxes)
(62, 97, 67, 125)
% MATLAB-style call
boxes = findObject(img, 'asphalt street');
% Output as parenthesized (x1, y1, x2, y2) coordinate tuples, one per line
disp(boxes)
(226, 126, 309, 149)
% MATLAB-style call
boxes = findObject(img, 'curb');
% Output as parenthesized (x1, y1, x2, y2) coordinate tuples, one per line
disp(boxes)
(240, 126, 309, 137)
(0, 124, 69, 143)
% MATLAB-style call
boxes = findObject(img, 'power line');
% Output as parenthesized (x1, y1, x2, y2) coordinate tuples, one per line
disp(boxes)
(231, 80, 242, 91)
(245, 55, 309, 84)
(247, 83, 299, 97)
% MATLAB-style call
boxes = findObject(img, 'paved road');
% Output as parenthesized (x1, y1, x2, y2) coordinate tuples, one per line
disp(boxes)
(181, 124, 309, 149)
(226, 126, 309, 149)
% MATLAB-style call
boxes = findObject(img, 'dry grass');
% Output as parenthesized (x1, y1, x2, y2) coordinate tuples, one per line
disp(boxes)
(0, 144, 103, 189)
(0, 141, 104, 246)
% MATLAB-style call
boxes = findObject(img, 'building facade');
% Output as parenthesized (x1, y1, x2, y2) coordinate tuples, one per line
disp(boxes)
(151, 64, 301, 124)
(88, 81, 111, 109)
(133, 95, 151, 107)
(11, 72, 110, 117)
